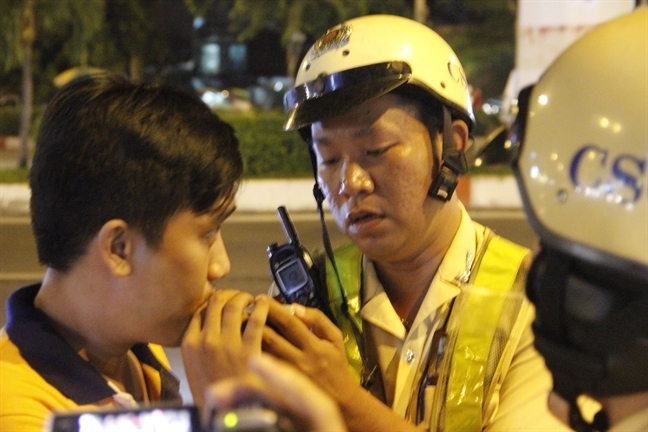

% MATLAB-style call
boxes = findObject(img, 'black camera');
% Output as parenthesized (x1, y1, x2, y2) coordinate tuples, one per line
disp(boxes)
(48, 403, 296, 432)
(209, 405, 297, 432)
(48, 405, 200, 432)
(267, 206, 327, 311)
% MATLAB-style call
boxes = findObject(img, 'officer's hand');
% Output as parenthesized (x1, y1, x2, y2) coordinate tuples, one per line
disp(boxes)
(261, 297, 359, 405)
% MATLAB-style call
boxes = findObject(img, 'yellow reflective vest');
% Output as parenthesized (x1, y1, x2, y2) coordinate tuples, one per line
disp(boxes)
(320, 230, 530, 431)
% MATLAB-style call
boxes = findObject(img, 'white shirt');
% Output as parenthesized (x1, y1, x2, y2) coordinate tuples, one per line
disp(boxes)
(360, 204, 477, 416)
(359, 205, 572, 431)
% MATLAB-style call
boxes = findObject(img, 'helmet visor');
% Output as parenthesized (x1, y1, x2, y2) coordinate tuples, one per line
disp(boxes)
(283, 62, 412, 131)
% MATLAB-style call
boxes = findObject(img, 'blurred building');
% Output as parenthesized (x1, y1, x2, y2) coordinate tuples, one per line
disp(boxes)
(501, 0, 635, 125)
(154, 1, 290, 110)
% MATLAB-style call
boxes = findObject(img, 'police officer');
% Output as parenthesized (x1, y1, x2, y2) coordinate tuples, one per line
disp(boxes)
(510, 7, 648, 432)
(263, 14, 569, 431)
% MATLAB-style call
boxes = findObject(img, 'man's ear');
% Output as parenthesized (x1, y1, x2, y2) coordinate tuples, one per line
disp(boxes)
(451, 119, 470, 152)
(98, 219, 133, 277)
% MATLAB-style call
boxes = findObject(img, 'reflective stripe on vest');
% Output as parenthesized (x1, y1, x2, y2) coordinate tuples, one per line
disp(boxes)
(433, 235, 529, 431)
(324, 234, 529, 431)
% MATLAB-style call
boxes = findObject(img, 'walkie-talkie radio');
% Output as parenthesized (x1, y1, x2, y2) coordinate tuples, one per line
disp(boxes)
(267, 206, 325, 310)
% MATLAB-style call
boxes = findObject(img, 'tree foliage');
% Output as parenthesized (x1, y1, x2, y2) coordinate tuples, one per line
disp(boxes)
(0, 0, 191, 99)
(223, 0, 410, 45)
(219, 0, 515, 100)
(1, 0, 106, 102)
(0, 0, 25, 72)
(184, 0, 217, 19)
(0, 0, 105, 72)
(430, 0, 516, 100)
(100, 0, 173, 80)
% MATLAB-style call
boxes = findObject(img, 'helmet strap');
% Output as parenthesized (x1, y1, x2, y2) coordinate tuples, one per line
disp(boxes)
(566, 395, 610, 432)
(307, 143, 375, 387)
(429, 106, 468, 201)
(549, 375, 610, 432)
(306, 145, 334, 254)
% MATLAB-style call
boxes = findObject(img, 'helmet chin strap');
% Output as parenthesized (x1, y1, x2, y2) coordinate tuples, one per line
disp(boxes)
(429, 106, 468, 201)
(306, 145, 377, 388)
(551, 387, 613, 432)
(570, 401, 610, 432)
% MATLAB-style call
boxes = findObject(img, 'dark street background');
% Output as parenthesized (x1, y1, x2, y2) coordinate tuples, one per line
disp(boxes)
(0, 208, 534, 402)
(0, 209, 534, 326)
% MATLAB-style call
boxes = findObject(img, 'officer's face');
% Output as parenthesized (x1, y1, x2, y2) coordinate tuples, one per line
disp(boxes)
(311, 93, 448, 262)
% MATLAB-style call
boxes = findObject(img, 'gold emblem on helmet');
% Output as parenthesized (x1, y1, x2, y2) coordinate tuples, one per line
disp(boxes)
(309, 23, 352, 61)
(447, 58, 467, 89)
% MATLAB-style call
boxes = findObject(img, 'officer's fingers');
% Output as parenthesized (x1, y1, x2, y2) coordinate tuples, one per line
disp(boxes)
(269, 301, 345, 351)
(265, 300, 313, 347)
(294, 306, 343, 345)
(260, 321, 304, 363)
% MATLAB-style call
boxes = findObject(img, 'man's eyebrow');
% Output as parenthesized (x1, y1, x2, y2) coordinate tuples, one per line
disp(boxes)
(312, 126, 374, 146)
(353, 126, 375, 139)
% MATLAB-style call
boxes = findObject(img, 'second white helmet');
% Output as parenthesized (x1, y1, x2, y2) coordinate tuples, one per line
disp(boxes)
(512, 7, 647, 277)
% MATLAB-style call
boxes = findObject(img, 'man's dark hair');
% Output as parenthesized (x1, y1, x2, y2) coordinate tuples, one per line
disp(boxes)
(30, 75, 244, 271)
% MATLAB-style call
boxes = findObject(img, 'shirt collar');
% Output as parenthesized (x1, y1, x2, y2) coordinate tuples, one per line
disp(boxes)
(360, 203, 483, 336)
(5, 284, 180, 405)
(435, 202, 482, 291)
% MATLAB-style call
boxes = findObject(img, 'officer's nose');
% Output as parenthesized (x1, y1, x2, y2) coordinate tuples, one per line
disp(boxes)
(338, 160, 373, 197)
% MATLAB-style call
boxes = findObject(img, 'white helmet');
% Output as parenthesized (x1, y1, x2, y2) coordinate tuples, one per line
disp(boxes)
(513, 6, 647, 279)
(284, 14, 476, 201)
(510, 7, 648, 430)
(284, 14, 474, 132)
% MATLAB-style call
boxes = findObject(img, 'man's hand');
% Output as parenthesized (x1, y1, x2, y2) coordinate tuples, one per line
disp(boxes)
(181, 290, 269, 408)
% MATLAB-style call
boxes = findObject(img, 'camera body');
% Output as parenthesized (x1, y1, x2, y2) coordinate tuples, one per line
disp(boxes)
(210, 405, 296, 432)
(48, 405, 200, 432)
(48, 404, 295, 432)
(267, 206, 327, 311)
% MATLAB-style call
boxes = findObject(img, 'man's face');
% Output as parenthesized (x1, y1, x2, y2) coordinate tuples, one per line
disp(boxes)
(311, 93, 445, 262)
(126, 202, 234, 346)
